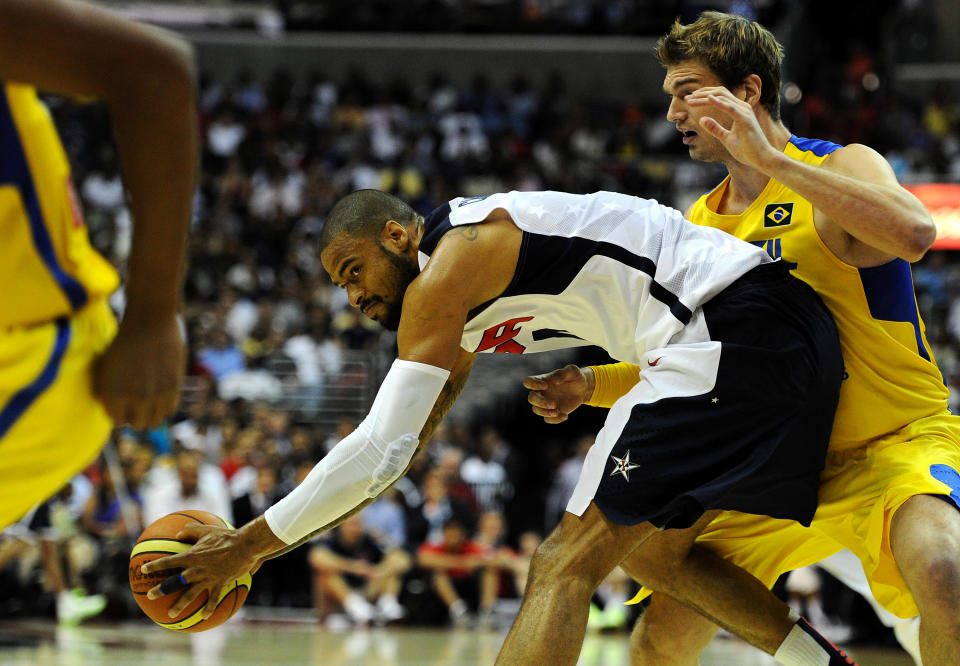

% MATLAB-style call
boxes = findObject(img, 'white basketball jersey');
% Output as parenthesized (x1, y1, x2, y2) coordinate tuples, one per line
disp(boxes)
(417, 191, 771, 364)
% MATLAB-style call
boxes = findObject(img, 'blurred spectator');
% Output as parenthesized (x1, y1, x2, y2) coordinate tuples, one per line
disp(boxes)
(408, 468, 476, 547)
(361, 487, 408, 551)
(197, 326, 246, 382)
(309, 514, 411, 627)
(2, 482, 105, 625)
(460, 427, 514, 512)
(143, 448, 233, 526)
(232, 466, 281, 526)
(545, 434, 593, 529)
(417, 517, 498, 628)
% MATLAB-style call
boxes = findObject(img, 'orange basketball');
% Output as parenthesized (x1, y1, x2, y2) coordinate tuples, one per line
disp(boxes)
(128, 510, 252, 632)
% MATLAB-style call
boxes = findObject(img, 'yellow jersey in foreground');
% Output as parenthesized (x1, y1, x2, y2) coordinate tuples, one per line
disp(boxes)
(0, 82, 118, 328)
(687, 135, 948, 450)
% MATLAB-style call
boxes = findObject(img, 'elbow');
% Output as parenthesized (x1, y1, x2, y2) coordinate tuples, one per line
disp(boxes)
(902, 217, 938, 263)
(106, 32, 196, 110)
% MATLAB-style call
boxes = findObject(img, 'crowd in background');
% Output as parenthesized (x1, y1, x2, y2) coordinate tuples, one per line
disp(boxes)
(1, 14, 960, 646)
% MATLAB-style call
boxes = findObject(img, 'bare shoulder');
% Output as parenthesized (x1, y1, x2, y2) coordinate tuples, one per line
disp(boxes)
(821, 143, 899, 186)
(414, 208, 522, 309)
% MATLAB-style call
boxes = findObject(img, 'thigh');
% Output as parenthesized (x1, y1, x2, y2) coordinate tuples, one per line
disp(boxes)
(625, 510, 841, 606)
(890, 493, 960, 610)
(814, 418, 960, 618)
(0, 304, 115, 529)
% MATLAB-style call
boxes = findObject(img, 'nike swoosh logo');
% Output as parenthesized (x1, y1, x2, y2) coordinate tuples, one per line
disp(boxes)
(647, 357, 662, 367)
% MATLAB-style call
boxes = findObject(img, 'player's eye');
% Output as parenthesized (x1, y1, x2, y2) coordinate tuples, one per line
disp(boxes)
(350, 266, 361, 278)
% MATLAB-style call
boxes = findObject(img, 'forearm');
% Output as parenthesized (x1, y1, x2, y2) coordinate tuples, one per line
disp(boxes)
(106, 39, 196, 317)
(267, 356, 473, 557)
(758, 150, 934, 260)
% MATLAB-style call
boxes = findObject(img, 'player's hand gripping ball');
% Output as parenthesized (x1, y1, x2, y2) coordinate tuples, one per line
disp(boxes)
(129, 510, 251, 632)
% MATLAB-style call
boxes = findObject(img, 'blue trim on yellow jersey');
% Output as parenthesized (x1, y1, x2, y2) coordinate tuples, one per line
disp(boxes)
(0, 87, 88, 311)
(929, 465, 960, 511)
(0, 318, 71, 440)
(858, 259, 930, 361)
(789, 135, 843, 157)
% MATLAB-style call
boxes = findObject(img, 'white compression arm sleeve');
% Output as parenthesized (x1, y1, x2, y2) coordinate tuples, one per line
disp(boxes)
(264, 359, 450, 545)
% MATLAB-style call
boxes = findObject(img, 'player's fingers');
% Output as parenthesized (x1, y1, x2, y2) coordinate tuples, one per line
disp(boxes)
(522, 374, 549, 389)
(175, 522, 210, 541)
(141, 552, 188, 575)
(167, 582, 204, 618)
(544, 414, 568, 425)
(527, 391, 557, 410)
(201, 586, 223, 619)
(532, 407, 560, 420)
(148, 571, 190, 599)
(698, 116, 729, 139)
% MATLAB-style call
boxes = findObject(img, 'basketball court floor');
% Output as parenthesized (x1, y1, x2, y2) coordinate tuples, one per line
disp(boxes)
(0, 615, 914, 665)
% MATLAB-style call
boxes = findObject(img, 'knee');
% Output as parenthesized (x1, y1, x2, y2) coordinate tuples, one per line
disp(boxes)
(526, 538, 602, 595)
(630, 611, 697, 666)
(913, 555, 960, 614)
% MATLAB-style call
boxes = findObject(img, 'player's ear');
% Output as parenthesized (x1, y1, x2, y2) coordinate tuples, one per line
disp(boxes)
(740, 74, 763, 108)
(381, 219, 409, 251)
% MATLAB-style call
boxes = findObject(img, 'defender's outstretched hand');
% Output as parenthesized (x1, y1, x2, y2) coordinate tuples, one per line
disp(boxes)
(523, 364, 593, 424)
(686, 86, 779, 170)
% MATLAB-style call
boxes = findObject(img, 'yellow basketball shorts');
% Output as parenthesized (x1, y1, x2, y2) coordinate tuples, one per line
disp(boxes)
(0, 300, 116, 529)
(630, 412, 960, 619)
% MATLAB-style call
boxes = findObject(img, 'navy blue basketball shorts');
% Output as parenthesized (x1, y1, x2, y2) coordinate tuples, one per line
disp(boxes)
(566, 261, 844, 530)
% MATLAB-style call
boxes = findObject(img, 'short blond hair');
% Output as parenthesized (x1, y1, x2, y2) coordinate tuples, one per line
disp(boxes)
(656, 11, 785, 120)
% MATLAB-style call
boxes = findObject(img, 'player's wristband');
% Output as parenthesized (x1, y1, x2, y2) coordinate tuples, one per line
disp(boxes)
(585, 362, 642, 408)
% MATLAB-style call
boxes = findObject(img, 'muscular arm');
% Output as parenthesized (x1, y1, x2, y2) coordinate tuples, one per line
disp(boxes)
(761, 143, 935, 265)
(0, 0, 197, 428)
(258, 348, 475, 562)
(687, 86, 934, 265)
(0, 0, 196, 311)
(140, 213, 522, 620)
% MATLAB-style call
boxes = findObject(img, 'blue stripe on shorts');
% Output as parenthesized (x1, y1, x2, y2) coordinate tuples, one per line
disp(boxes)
(0, 318, 71, 440)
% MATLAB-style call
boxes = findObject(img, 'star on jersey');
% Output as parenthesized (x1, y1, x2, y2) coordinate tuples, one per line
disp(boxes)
(527, 204, 547, 217)
(609, 451, 641, 482)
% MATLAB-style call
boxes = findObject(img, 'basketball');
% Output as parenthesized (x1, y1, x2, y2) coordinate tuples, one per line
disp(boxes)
(128, 510, 252, 632)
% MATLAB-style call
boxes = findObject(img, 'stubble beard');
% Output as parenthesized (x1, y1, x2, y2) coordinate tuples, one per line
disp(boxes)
(376, 243, 420, 332)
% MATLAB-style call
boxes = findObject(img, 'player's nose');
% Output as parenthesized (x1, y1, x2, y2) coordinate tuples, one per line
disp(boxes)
(666, 97, 685, 122)
(346, 284, 364, 308)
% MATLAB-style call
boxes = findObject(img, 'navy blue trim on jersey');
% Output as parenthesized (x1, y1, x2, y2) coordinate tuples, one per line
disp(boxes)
(419, 203, 453, 256)
(593, 262, 842, 529)
(420, 202, 693, 326)
(789, 134, 843, 157)
(0, 318, 71, 440)
(503, 232, 693, 325)
(858, 259, 931, 361)
(532, 328, 584, 342)
(0, 87, 88, 311)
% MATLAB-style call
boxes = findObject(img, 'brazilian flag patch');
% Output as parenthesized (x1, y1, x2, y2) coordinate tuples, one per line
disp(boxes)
(764, 203, 794, 227)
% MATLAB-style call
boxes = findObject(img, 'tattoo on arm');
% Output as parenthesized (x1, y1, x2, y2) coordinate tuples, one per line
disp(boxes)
(262, 353, 477, 562)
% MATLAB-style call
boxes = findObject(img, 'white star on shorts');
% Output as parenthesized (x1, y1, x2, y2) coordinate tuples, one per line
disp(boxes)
(609, 451, 641, 482)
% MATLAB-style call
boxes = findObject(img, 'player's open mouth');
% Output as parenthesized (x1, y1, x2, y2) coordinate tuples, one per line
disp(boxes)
(682, 130, 698, 144)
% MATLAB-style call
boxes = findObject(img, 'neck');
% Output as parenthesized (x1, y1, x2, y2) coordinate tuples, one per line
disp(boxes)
(724, 118, 792, 205)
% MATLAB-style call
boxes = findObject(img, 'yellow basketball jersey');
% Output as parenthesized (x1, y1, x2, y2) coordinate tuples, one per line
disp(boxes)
(687, 135, 949, 450)
(0, 82, 118, 328)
